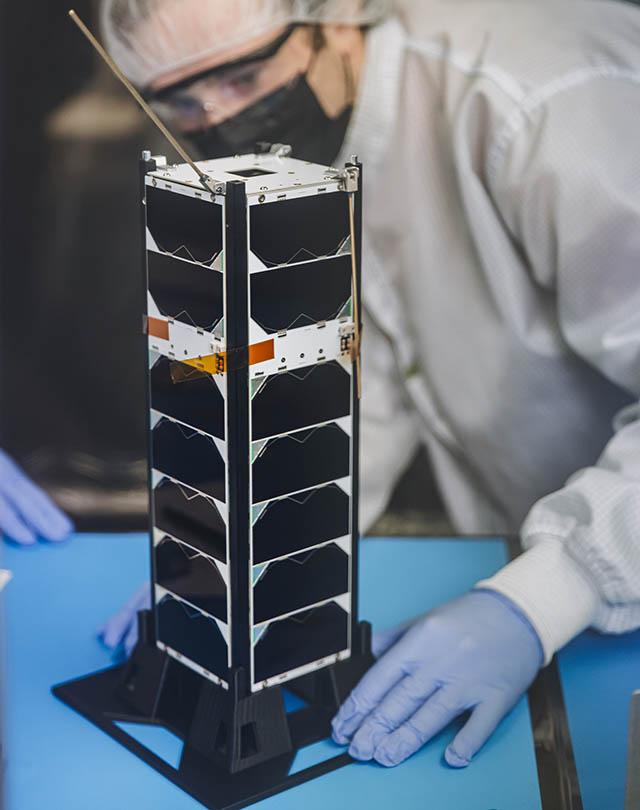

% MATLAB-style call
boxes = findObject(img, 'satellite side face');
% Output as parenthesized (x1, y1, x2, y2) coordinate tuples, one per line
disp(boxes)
(248, 187, 356, 692)
(142, 154, 359, 695)
(145, 181, 230, 687)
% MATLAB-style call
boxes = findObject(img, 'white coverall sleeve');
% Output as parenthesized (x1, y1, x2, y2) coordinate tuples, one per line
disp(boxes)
(358, 310, 421, 534)
(477, 75, 640, 663)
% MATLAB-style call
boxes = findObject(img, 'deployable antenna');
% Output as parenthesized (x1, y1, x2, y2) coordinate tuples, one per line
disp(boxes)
(347, 193, 362, 399)
(68, 8, 214, 192)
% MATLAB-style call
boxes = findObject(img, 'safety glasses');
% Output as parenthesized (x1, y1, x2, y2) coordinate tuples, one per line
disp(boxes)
(144, 25, 305, 131)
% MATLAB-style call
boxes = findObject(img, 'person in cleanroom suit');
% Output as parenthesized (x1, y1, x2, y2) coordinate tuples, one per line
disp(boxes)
(98, 0, 640, 769)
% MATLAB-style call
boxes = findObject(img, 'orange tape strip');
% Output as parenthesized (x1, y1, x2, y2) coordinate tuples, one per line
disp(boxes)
(248, 339, 275, 365)
(148, 317, 169, 340)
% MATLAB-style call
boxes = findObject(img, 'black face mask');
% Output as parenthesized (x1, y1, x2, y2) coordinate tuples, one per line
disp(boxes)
(187, 75, 353, 167)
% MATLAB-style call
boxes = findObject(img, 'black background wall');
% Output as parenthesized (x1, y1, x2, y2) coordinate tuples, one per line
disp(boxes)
(0, 1, 158, 528)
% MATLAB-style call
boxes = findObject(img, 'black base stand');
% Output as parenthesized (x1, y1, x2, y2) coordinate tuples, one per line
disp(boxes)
(53, 612, 374, 810)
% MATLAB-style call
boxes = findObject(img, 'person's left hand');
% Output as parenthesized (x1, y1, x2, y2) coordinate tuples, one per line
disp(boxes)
(0, 449, 73, 545)
(331, 588, 543, 768)
(98, 582, 151, 657)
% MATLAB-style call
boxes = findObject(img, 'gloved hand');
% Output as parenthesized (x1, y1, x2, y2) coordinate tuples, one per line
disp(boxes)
(0, 449, 73, 545)
(332, 588, 543, 768)
(98, 583, 151, 657)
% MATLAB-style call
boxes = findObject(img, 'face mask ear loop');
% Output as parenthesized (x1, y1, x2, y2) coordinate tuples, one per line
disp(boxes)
(305, 25, 324, 79)
(311, 25, 325, 54)
(342, 53, 356, 108)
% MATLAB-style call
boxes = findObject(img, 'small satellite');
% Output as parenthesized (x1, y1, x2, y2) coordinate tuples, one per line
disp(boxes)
(55, 12, 372, 808)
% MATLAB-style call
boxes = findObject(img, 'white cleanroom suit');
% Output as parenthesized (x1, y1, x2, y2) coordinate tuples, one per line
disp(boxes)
(344, 0, 640, 662)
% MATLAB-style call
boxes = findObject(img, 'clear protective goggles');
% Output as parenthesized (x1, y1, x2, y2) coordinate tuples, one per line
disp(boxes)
(144, 24, 316, 132)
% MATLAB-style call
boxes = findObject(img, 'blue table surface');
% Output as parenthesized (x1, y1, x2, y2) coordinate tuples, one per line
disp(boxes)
(559, 627, 640, 810)
(3, 534, 637, 810)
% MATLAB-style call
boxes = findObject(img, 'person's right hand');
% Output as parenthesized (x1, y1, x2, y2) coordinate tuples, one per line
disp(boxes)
(98, 583, 151, 657)
(0, 449, 73, 545)
(332, 589, 543, 768)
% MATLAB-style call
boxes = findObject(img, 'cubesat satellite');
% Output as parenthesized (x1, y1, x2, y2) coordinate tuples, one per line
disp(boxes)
(54, 147, 373, 808)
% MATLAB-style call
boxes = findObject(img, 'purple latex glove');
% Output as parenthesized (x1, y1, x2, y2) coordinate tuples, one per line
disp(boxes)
(0, 449, 73, 545)
(332, 589, 543, 768)
(98, 583, 151, 657)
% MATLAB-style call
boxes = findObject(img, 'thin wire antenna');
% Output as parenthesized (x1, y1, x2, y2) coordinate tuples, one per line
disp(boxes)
(68, 8, 213, 191)
(348, 193, 362, 399)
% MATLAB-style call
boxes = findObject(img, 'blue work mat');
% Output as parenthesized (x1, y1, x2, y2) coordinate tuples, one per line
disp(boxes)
(558, 628, 640, 810)
(3, 534, 544, 809)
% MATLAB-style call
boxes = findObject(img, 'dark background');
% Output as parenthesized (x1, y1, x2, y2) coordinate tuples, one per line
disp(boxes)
(1, 1, 169, 529)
